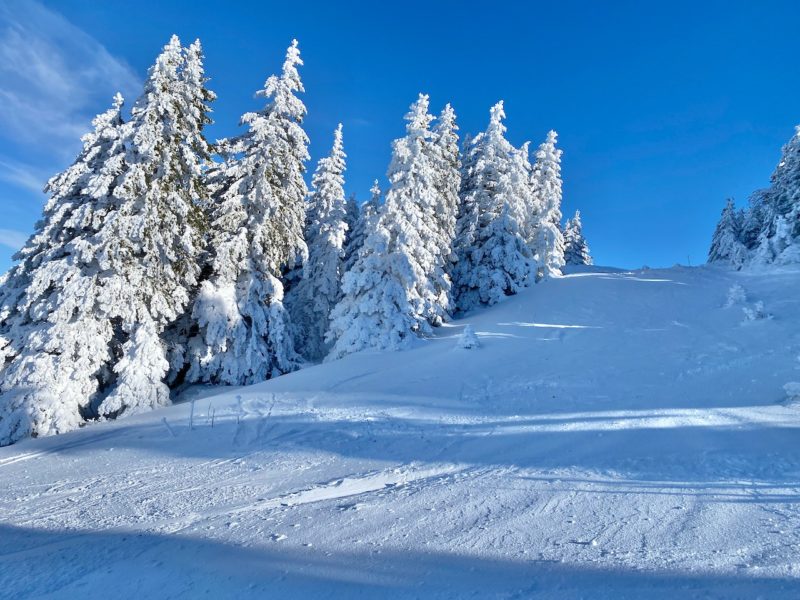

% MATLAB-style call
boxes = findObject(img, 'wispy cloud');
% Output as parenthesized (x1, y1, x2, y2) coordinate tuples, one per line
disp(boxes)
(0, 159, 47, 195)
(0, 0, 140, 151)
(0, 229, 28, 251)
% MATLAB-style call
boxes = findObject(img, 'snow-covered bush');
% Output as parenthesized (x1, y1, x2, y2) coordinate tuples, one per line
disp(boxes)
(458, 324, 480, 349)
(742, 301, 771, 322)
(724, 284, 747, 308)
(783, 382, 800, 404)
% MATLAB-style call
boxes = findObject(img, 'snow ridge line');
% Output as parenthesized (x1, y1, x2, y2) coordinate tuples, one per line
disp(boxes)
(147, 463, 470, 536)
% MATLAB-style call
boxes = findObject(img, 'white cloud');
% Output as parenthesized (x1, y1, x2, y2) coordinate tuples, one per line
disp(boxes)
(0, 229, 28, 251)
(0, 159, 47, 195)
(0, 0, 140, 150)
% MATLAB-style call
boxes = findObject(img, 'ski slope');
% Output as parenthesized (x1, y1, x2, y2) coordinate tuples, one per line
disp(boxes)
(2, 265, 800, 599)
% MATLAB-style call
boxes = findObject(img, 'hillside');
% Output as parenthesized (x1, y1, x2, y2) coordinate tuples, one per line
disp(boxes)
(1, 265, 800, 599)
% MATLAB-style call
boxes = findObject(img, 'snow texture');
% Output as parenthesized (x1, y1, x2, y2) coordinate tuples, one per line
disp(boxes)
(2, 265, 800, 598)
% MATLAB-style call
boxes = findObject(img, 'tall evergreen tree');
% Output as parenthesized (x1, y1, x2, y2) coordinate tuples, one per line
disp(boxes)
(326, 201, 426, 360)
(343, 192, 359, 253)
(0, 35, 215, 444)
(563, 210, 593, 266)
(343, 180, 380, 274)
(95, 35, 214, 418)
(430, 103, 461, 280)
(453, 101, 533, 311)
(707, 199, 746, 265)
(327, 95, 451, 358)
(393, 94, 451, 325)
(289, 124, 348, 361)
(186, 40, 309, 385)
(0, 95, 127, 445)
(530, 130, 566, 280)
(751, 126, 800, 263)
(513, 141, 539, 246)
(770, 126, 800, 232)
(718, 125, 800, 267)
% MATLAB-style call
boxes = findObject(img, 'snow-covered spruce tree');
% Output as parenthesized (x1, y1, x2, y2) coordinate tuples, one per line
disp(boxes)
(0, 95, 127, 445)
(0, 35, 216, 444)
(563, 210, 593, 266)
(344, 192, 359, 252)
(95, 35, 215, 418)
(738, 189, 770, 253)
(327, 94, 453, 358)
(288, 124, 348, 361)
(769, 127, 800, 231)
(513, 141, 539, 246)
(343, 180, 380, 274)
(181, 38, 218, 210)
(430, 103, 461, 279)
(325, 206, 427, 360)
(400, 94, 452, 325)
(530, 130, 566, 280)
(749, 126, 800, 264)
(186, 40, 309, 385)
(707, 199, 746, 266)
(452, 101, 533, 311)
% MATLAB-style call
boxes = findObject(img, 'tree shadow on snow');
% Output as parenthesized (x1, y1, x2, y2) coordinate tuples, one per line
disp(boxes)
(0, 524, 797, 599)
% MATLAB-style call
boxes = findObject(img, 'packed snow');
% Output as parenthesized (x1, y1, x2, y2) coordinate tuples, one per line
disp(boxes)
(2, 264, 799, 598)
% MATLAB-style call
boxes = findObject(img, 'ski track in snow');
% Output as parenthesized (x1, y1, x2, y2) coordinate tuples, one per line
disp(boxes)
(2, 266, 800, 598)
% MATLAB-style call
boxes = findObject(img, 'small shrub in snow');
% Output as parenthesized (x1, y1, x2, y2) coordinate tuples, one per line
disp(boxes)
(724, 284, 747, 308)
(458, 325, 480, 349)
(742, 301, 771, 322)
(783, 382, 800, 404)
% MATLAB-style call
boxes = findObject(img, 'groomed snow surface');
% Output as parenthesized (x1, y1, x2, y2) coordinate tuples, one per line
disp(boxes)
(2, 265, 800, 599)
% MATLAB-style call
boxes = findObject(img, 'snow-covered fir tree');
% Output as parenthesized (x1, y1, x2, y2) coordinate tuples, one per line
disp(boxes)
(344, 192, 359, 255)
(512, 141, 539, 246)
(430, 103, 461, 279)
(0, 35, 215, 444)
(0, 95, 127, 445)
(181, 38, 218, 208)
(327, 94, 453, 358)
(343, 180, 380, 274)
(94, 35, 214, 418)
(397, 94, 452, 325)
(750, 126, 800, 264)
(707, 199, 746, 266)
(530, 130, 566, 280)
(186, 40, 309, 385)
(563, 210, 593, 266)
(710, 125, 800, 267)
(453, 101, 533, 311)
(325, 206, 427, 360)
(288, 124, 348, 361)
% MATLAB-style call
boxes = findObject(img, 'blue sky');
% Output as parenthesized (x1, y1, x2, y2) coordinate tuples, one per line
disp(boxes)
(0, 0, 798, 271)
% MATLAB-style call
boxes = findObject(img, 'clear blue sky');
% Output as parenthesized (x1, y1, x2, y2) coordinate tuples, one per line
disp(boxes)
(0, 0, 798, 271)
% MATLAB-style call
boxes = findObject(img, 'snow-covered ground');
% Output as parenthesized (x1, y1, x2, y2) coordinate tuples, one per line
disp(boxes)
(2, 265, 800, 599)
